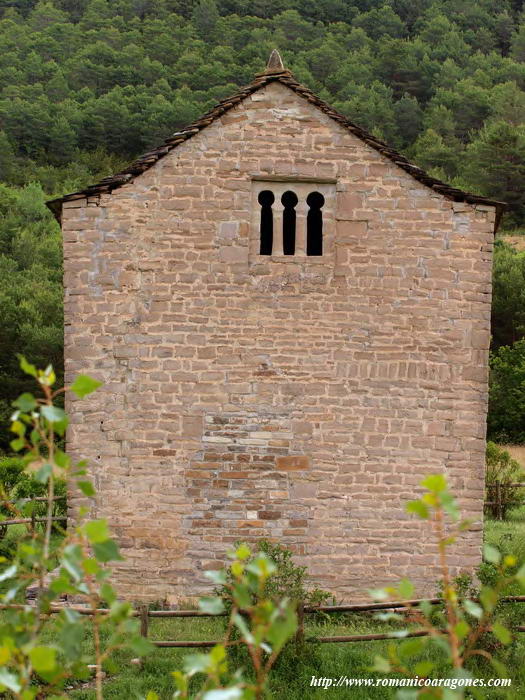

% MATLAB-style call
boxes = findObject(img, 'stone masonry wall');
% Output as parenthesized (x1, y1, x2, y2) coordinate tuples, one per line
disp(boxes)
(62, 82, 495, 602)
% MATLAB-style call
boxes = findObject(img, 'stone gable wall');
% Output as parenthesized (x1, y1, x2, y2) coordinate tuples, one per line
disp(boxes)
(62, 82, 495, 602)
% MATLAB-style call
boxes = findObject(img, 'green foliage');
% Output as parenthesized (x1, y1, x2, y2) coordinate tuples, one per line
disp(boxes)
(0, 455, 67, 540)
(0, 360, 153, 698)
(488, 339, 525, 443)
(485, 441, 525, 519)
(372, 473, 525, 698)
(1, 1, 525, 445)
(491, 239, 525, 350)
(464, 120, 525, 226)
(169, 542, 298, 700)
(221, 539, 332, 608)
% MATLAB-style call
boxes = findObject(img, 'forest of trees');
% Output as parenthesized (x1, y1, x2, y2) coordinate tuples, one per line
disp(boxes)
(1, 0, 525, 447)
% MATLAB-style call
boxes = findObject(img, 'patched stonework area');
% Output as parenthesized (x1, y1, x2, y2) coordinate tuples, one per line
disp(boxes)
(51, 54, 503, 602)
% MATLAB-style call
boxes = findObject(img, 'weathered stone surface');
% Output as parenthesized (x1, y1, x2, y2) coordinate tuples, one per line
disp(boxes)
(62, 81, 495, 603)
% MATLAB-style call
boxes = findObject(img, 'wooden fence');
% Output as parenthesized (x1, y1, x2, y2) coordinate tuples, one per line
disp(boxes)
(0, 495, 67, 528)
(485, 482, 525, 519)
(2, 597, 525, 647)
(1, 493, 525, 646)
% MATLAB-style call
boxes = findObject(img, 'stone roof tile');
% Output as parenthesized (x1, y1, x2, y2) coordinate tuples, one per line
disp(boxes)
(47, 54, 506, 229)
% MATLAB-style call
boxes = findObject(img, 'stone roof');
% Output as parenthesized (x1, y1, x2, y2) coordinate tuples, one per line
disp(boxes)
(47, 51, 506, 228)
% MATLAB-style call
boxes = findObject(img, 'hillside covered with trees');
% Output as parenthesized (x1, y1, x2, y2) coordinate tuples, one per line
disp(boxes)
(2, 0, 525, 447)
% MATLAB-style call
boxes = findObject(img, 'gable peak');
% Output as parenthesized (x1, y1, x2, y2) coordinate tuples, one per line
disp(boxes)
(258, 49, 292, 77)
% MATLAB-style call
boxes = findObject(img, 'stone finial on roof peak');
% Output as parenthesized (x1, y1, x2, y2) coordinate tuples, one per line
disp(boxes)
(266, 49, 284, 72)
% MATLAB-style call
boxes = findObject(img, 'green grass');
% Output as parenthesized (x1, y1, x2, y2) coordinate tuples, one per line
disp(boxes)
(62, 611, 525, 699)
(3, 510, 525, 698)
(67, 508, 525, 699)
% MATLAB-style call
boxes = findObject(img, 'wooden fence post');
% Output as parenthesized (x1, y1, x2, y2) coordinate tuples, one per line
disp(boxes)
(139, 604, 149, 638)
(295, 601, 304, 649)
(496, 481, 503, 520)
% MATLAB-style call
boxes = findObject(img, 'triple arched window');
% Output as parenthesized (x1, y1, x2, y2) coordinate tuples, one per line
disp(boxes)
(258, 189, 325, 257)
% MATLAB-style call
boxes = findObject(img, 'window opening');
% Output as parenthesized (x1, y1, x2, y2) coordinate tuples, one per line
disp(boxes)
(306, 191, 324, 256)
(258, 190, 274, 255)
(282, 190, 298, 255)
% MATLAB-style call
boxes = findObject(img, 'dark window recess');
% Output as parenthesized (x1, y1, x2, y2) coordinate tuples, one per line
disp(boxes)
(258, 190, 274, 255)
(306, 191, 324, 256)
(282, 190, 298, 255)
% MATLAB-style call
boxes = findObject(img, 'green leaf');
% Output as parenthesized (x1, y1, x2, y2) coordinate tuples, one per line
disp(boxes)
(183, 652, 213, 674)
(463, 599, 483, 619)
(84, 519, 110, 543)
(454, 620, 470, 640)
(93, 539, 122, 562)
(59, 622, 84, 661)
(0, 564, 17, 582)
(515, 562, 525, 584)
(492, 621, 512, 645)
(9, 437, 25, 452)
(233, 612, 255, 644)
(100, 582, 116, 604)
(0, 669, 21, 692)
(198, 597, 225, 615)
(77, 480, 95, 497)
(232, 581, 252, 609)
(13, 393, 36, 412)
(29, 646, 56, 673)
(441, 492, 460, 521)
(480, 586, 498, 613)
(399, 638, 424, 658)
(35, 463, 53, 483)
(82, 558, 100, 578)
(54, 449, 70, 469)
(203, 690, 243, 700)
(368, 588, 389, 602)
(235, 543, 251, 560)
(246, 553, 276, 579)
(204, 570, 227, 585)
(146, 693, 160, 700)
(371, 655, 391, 672)
(421, 474, 447, 492)
(11, 420, 25, 436)
(266, 606, 297, 653)
(406, 500, 429, 519)
(414, 661, 434, 676)
(484, 544, 501, 564)
(18, 355, 37, 377)
(129, 636, 154, 656)
(70, 375, 103, 398)
(41, 405, 66, 424)
(398, 578, 414, 599)
(419, 600, 433, 618)
(209, 644, 226, 664)
(172, 671, 188, 694)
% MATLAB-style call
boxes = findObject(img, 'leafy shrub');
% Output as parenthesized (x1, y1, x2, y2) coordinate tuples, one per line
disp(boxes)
(0, 359, 153, 698)
(165, 543, 298, 700)
(0, 455, 66, 538)
(217, 539, 332, 617)
(248, 540, 333, 607)
(485, 441, 525, 519)
(372, 474, 525, 696)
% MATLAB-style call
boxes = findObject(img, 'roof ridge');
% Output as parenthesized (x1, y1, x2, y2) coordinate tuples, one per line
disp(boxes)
(46, 71, 505, 229)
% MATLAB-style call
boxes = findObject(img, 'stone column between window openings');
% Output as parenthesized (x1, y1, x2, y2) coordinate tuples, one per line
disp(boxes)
(295, 196, 308, 256)
(272, 196, 285, 256)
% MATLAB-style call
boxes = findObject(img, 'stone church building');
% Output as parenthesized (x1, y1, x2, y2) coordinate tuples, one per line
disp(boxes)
(48, 52, 504, 602)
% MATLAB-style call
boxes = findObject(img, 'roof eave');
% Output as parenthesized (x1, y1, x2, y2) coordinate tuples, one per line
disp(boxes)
(46, 70, 507, 233)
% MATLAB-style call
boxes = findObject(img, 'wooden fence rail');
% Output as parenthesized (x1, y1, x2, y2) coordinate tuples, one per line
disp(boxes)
(485, 481, 525, 517)
(1, 492, 525, 646)
(2, 596, 525, 647)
